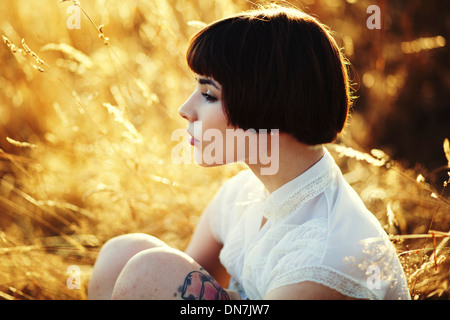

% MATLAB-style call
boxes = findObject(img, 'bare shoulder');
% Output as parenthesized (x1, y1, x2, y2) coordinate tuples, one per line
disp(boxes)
(264, 281, 361, 300)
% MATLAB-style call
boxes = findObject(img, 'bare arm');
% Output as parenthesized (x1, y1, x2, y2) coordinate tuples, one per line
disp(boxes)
(184, 209, 231, 289)
(264, 281, 359, 300)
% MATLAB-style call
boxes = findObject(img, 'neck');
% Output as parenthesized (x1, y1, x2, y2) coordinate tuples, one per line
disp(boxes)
(247, 133, 325, 193)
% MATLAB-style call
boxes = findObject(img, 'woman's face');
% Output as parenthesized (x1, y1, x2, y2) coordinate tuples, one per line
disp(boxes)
(178, 74, 279, 174)
(178, 75, 234, 166)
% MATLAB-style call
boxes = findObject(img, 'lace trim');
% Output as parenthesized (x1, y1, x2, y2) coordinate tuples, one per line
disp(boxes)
(266, 265, 380, 300)
(263, 167, 334, 221)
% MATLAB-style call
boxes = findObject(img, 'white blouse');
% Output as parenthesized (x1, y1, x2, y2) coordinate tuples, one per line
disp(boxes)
(206, 148, 411, 300)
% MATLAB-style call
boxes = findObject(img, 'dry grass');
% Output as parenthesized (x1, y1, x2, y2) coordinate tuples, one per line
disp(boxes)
(328, 139, 450, 299)
(0, 0, 448, 300)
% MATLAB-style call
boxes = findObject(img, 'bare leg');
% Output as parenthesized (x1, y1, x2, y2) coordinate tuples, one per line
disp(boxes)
(88, 233, 167, 299)
(111, 246, 230, 300)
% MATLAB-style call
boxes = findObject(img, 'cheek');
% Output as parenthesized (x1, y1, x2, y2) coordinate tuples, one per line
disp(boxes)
(200, 105, 229, 132)
(194, 105, 236, 166)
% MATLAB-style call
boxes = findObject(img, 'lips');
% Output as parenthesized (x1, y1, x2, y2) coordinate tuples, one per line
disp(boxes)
(188, 131, 200, 146)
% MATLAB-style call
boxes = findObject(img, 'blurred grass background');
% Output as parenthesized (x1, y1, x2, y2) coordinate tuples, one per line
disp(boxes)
(0, 0, 448, 300)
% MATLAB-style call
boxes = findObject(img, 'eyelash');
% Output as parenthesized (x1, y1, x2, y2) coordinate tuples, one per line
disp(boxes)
(201, 92, 217, 103)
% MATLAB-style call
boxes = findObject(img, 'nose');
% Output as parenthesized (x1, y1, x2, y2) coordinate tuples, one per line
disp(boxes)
(178, 92, 197, 122)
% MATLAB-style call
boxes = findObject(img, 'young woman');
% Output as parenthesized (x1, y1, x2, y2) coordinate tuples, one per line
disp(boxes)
(88, 5, 411, 300)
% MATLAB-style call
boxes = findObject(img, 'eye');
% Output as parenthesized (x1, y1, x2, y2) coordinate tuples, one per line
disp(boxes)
(201, 92, 218, 103)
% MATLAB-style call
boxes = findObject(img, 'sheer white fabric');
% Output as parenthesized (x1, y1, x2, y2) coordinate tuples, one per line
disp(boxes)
(206, 148, 411, 300)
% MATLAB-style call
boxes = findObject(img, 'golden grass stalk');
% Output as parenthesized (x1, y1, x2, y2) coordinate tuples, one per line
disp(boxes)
(328, 143, 388, 167)
(6, 137, 37, 150)
(102, 103, 142, 144)
(2, 35, 18, 53)
(41, 43, 93, 69)
(444, 138, 450, 169)
(2, 36, 46, 72)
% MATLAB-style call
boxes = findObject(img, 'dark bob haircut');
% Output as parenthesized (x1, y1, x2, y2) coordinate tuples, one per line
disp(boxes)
(186, 5, 353, 145)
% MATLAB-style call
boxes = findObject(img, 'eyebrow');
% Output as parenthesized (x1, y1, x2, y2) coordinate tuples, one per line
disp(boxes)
(197, 77, 220, 89)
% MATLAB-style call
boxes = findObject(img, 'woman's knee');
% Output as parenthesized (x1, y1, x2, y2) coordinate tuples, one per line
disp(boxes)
(111, 247, 191, 299)
(88, 233, 167, 299)
(111, 247, 228, 300)
(93, 233, 167, 274)
(99, 233, 167, 256)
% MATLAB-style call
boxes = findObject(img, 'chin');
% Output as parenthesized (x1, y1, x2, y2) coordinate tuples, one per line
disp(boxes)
(193, 150, 235, 168)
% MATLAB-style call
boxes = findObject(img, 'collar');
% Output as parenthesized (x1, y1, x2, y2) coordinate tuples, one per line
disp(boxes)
(262, 148, 335, 222)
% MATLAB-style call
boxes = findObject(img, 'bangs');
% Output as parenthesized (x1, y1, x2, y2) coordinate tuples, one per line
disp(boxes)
(186, 19, 234, 83)
(186, 7, 312, 80)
